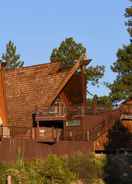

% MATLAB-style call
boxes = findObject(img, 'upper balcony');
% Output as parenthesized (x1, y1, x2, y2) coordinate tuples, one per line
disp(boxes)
(34, 105, 110, 121)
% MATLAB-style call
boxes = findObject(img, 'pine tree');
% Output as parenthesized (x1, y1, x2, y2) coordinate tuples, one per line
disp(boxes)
(108, 1, 132, 102)
(125, 0, 132, 37)
(108, 44, 132, 102)
(0, 41, 24, 69)
(50, 37, 105, 86)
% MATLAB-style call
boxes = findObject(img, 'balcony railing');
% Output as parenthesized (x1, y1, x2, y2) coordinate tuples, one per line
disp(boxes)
(0, 126, 32, 139)
(120, 114, 132, 120)
(35, 105, 110, 118)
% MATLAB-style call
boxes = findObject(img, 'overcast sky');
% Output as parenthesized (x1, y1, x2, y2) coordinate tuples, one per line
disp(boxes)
(0, 0, 130, 96)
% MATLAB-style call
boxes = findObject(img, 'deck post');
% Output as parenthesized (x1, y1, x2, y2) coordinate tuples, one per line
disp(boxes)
(81, 64, 87, 115)
(80, 63, 87, 140)
(35, 121, 39, 140)
(7, 175, 12, 184)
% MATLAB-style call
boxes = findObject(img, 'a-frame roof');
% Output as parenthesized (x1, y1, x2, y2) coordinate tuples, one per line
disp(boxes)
(1, 60, 88, 126)
(4, 60, 84, 107)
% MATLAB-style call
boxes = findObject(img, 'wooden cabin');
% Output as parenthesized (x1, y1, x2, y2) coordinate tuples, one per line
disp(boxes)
(120, 98, 132, 133)
(0, 60, 90, 142)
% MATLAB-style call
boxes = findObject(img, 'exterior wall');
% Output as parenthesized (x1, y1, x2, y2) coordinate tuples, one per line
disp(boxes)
(0, 139, 93, 163)
(3, 64, 85, 127)
(63, 110, 121, 144)
(81, 110, 121, 149)
(62, 72, 84, 106)
(5, 68, 44, 127)
(121, 99, 132, 133)
(61, 71, 86, 141)
(122, 120, 132, 132)
(64, 117, 84, 140)
(94, 132, 108, 150)
(4, 64, 69, 127)
(0, 70, 7, 125)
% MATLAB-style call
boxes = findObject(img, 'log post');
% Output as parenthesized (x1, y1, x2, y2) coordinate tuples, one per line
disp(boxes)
(7, 175, 12, 184)
(92, 95, 98, 114)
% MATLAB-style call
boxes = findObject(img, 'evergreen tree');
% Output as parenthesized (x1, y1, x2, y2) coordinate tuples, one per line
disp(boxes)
(125, 0, 132, 37)
(108, 1, 132, 102)
(108, 44, 132, 102)
(50, 37, 105, 86)
(0, 41, 24, 69)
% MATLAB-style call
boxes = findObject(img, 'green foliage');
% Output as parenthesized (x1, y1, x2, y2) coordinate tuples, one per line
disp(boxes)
(105, 120, 131, 150)
(0, 154, 106, 184)
(65, 153, 105, 184)
(104, 154, 132, 184)
(87, 96, 112, 110)
(108, 1, 132, 103)
(0, 40, 24, 69)
(125, 0, 132, 36)
(33, 155, 76, 184)
(0, 163, 9, 184)
(86, 65, 105, 86)
(0, 155, 76, 184)
(104, 121, 132, 184)
(96, 96, 112, 108)
(50, 37, 86, 66)
(50, 37, 105, 86)
(108, 44, 132, 102)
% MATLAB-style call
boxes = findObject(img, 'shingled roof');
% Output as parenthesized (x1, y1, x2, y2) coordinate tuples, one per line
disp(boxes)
(2, 60, 84, 126)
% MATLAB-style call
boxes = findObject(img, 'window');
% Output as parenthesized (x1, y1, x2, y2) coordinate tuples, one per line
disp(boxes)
(66, 120, 80, 127)
(48, 97, 64, 115)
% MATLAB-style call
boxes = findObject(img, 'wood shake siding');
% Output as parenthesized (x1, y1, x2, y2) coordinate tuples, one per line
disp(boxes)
(4, 63, 71, 127)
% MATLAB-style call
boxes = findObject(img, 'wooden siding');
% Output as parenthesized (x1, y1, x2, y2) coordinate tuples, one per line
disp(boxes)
(3, 63, 71, 127)
(0, 70, 8, 125)
(121, 99, 132, 133)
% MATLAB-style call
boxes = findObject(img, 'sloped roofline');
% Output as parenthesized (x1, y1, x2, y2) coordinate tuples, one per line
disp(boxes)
(49, 59, 89, 106)
(0, 59, 89, 108)
(1, 61, 59, 73)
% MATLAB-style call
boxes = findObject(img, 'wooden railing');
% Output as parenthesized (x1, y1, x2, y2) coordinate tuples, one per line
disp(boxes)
(35, 127, 62, 143)
(35, 105, 110, 118)
(63, 120, 115, 142)
(0, 110, 121, 143)
(0, 126, 62, 143)
(0, 126, 32, 139)
(120, 114, 132, 120)
(0, 122, 111, 143)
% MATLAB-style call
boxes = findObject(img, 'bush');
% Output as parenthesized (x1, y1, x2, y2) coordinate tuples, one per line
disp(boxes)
(33, 155, 76, 184)
(104, 154, 132, 184)
(65, 153, 105, 184)
(0, 153, 105, 184)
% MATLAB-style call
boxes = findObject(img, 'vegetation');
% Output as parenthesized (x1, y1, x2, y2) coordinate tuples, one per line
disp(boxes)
(50, 37, 105, 86)
(108, 43, 132, 102)
(0, 1, 131, 184)
(97, 96, 112, 108)
(0, 153, 105, 184)
(125, 0, 132, 37)
(104, 120, 132, 184)
(0, 40, 24, 69)
(105, 120, 131, 151)
(65, 153, 105, 184)
(87, 96, 112, 110)
(104, 154, 132, 184)
(108, 0, 132, 103)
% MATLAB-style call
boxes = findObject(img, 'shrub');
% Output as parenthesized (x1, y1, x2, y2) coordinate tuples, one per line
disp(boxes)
(65, 153, 105, 184)
(0, 153, 105, 184)
(33, 155, 76, 184)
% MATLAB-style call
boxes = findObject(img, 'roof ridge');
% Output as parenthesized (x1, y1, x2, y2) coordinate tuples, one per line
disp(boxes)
(4, 61, 60, 72)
